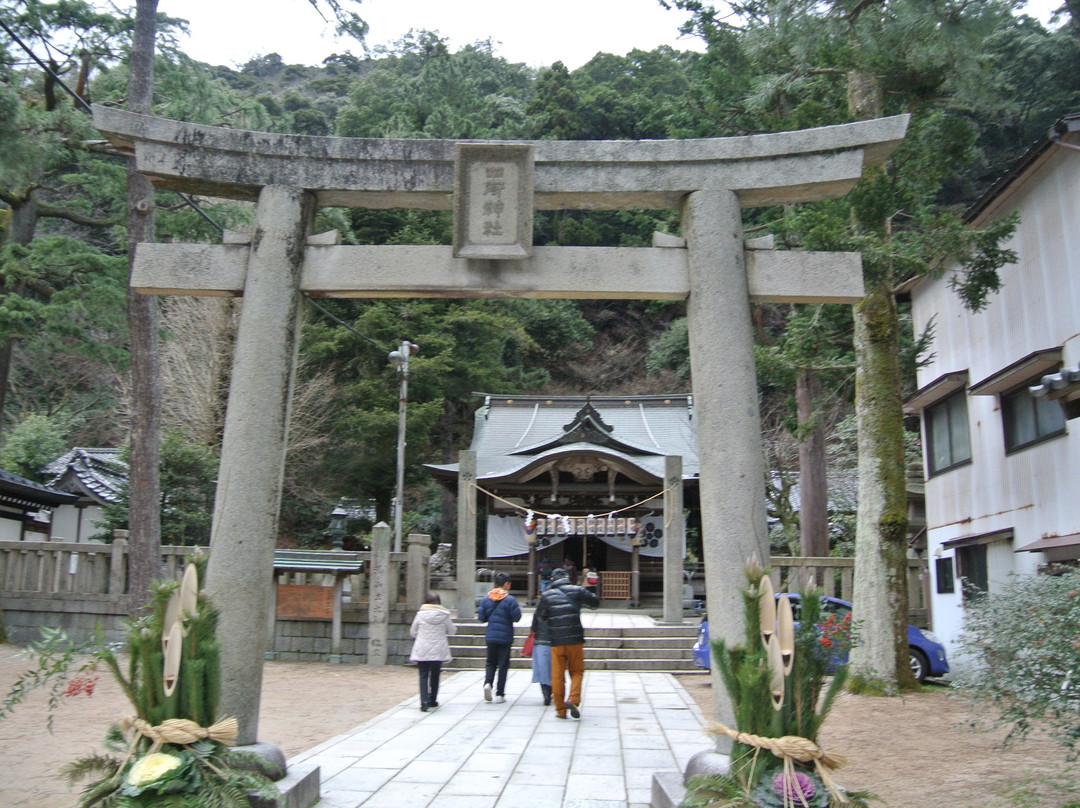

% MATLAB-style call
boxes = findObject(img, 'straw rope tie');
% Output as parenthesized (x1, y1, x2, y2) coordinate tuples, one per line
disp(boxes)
(120, 716, 238, 754)
(707, 721, 850, 805)
(469, 482, 676, 519)
(707, 722, 846, 769)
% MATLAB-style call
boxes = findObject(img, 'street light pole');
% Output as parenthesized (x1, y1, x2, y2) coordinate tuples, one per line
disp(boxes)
(388, 340, 419, 554)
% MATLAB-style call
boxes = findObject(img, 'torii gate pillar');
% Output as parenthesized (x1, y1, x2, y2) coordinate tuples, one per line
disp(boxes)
(203, 185, 313, 740)
(684, 190, 768, 732)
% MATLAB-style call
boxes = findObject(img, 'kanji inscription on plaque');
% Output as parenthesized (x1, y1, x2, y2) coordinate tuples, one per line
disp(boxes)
(453, 143, 534, 259)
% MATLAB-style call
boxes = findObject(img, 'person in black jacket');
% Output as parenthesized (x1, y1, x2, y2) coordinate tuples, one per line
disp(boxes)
(533, 567, 599, 719)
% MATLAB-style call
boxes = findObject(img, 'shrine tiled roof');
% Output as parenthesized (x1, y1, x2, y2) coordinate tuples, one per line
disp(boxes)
(426, 393, 699, 481)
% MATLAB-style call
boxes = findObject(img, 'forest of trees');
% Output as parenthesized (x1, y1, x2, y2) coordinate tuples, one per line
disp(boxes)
(2, 0, 1079, 681)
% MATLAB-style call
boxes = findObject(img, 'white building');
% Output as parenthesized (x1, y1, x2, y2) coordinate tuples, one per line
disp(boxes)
(904, 113, 1080, 661)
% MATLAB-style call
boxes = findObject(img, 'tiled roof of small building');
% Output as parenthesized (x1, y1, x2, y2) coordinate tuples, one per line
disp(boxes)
(0, 467, 79, 508)
(42, 448, 127, 505)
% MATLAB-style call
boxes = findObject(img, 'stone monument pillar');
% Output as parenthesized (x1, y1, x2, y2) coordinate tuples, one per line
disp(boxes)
(456, 450, 478, 619)
(662, 455, 685, 623)
(406, 532, 431, 612)
(367, 522, 391, 665)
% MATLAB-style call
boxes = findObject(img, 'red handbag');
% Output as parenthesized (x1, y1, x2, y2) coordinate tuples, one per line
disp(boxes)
(521, 631, 535, 657)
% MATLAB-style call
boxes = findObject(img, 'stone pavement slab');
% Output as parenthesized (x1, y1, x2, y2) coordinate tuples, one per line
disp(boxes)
(286, 668, 712, 808)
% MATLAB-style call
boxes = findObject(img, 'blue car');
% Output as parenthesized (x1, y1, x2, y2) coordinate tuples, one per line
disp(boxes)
(691, 593, 949, 683)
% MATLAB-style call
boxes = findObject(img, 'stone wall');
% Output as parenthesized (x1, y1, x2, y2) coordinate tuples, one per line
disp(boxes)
(3, 591, 420, 664)
(269, 607, 415, 663)
(1, 592, 130, 645)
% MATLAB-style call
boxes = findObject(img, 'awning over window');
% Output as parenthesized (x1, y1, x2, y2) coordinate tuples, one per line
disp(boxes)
(969, 348, 1061, 396)
(1015, 533, 1080, 553)
(904, 370, 969, 413)
(941, 529, 1013, 550)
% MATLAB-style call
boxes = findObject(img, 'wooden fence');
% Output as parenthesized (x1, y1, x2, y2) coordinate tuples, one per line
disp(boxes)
(0, 538, 193, 597)
(1, 539, 931, 638)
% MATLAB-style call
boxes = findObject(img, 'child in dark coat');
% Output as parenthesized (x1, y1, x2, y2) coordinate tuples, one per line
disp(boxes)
(476, 571, 522, 703)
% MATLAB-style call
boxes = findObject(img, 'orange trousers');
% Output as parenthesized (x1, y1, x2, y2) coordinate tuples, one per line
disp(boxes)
(550, 643, 585, 714)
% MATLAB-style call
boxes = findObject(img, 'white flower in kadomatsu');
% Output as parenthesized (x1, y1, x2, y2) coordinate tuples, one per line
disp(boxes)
(121, 750, 199, 797)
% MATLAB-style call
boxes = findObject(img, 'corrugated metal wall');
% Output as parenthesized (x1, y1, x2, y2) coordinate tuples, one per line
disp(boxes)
(912, 142, 1080, 660)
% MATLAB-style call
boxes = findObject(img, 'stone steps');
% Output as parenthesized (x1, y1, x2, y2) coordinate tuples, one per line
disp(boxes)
(446, 622, 705, 674)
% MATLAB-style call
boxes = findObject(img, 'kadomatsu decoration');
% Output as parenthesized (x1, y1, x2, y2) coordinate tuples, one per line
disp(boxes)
(680, 562, 873, 808)
(57, 557, 280, 807)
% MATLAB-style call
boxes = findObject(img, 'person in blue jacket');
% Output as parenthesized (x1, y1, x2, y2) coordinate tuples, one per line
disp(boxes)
(476, 571, 522, 703)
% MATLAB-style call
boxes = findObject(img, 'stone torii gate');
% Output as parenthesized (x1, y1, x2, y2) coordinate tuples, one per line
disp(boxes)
(93, 105, 907, 747)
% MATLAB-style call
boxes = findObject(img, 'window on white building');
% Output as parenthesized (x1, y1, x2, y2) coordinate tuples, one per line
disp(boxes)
(925, 391, 971, 475)
(943, 529, 1013, 601)
(1002, 382, 1066, 453)
(956, 543, 988, 600)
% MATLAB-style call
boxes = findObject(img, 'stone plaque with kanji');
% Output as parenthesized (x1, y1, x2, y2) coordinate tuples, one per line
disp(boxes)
(453, 143, 534, 259)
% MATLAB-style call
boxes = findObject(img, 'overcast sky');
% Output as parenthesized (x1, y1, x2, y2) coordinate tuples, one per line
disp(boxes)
(155, 0, 1066, 71)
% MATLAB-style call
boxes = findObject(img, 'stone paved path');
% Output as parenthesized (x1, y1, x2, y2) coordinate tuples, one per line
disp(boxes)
(287, 667, 711, 808)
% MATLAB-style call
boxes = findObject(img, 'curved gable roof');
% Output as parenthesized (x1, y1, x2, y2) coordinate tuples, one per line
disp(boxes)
(426, 393, 699, 482)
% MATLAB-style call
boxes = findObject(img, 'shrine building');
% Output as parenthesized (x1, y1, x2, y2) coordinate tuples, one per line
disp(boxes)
(427, 393, 700, 604)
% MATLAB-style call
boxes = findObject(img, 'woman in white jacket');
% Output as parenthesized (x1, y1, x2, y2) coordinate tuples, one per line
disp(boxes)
(410, 592, 456, 711)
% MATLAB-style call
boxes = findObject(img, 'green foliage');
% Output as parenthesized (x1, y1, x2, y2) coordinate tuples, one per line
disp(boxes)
(0, 411, 75, 479)
(527, 48, 701, 140)
(95, 432, 219, 545)
(710, 568, 849, 782)
(336, 33, 535, 139)
(300, 297, 557, 522)
(952, 570, 1080, 756)
(647, 316, 691, 380)
(682, 769, 870, 808)
(681, 772, 753, 808)
(687, 566, 866, 807)
(156, 433, 219, 546)
(105, 568, 219, 728)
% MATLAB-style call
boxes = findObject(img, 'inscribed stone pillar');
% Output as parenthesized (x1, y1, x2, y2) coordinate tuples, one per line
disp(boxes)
(204, 185, 312, 746)
(367, 522, 391, 665)
(662, 455, 685, 623)
(683, 189, 770, 750)
(456, 450, 477, 619)
(406, 532, 431, 613)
